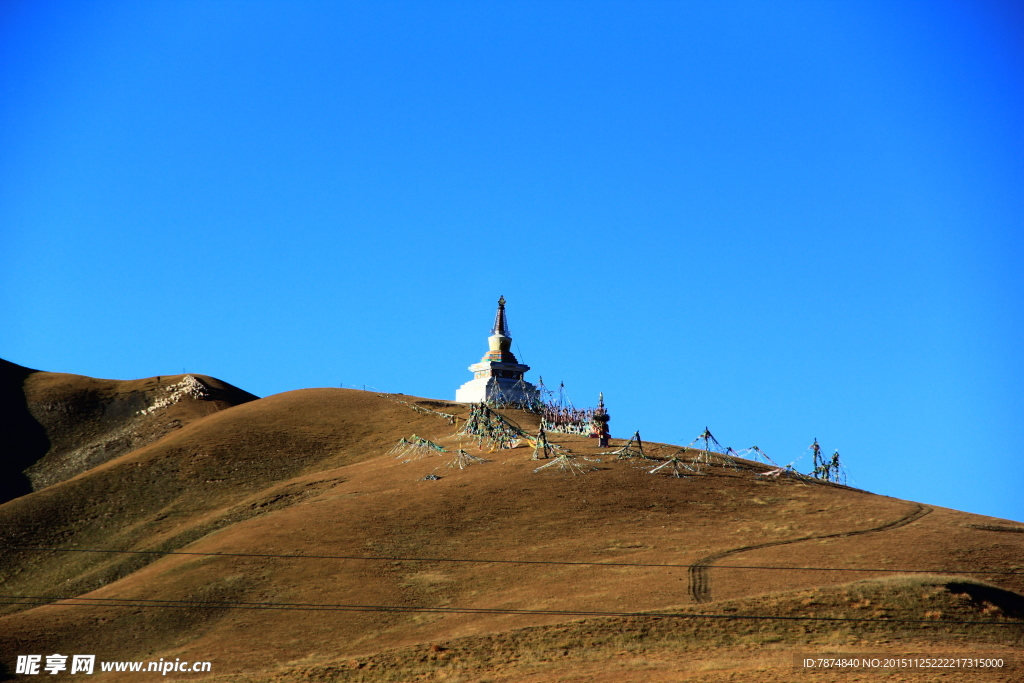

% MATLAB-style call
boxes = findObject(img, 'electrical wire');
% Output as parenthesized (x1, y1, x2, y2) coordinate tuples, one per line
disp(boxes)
(1, 545, 1019, 575)
(0, 594, 1017, 627)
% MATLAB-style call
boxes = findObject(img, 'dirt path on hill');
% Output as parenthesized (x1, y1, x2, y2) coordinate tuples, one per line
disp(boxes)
(688, 502, 933, 603)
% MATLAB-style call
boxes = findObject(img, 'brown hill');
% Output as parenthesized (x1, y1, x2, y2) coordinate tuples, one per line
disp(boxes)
(0, 358, 257, 502)
(0, 369, 1021, 682)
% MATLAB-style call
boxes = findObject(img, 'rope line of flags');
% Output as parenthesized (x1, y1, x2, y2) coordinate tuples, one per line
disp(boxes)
(379, 386, 849, 484)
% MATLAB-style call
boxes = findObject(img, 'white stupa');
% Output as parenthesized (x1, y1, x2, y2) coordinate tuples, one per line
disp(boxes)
(455, 296, 539, 404)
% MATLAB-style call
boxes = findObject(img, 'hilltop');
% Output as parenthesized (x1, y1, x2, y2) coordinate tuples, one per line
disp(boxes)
(1, 363, 1021, 682)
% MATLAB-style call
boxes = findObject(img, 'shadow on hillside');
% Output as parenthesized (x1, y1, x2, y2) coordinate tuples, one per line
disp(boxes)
(947, 581, 1024, 619)
(0, 359, 49, 505)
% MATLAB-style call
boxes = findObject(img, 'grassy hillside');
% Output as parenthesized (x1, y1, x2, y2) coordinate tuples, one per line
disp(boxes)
(0, 359, 257, 502)
(0, 368, 1021, 681)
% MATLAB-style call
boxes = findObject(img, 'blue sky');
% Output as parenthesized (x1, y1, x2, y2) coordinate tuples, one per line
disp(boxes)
(2, 1, 1022, 522)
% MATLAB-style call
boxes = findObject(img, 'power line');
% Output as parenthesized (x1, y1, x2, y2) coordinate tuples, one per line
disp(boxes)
(1, 545, 1019, 576)
(1, 594, 1017, 627)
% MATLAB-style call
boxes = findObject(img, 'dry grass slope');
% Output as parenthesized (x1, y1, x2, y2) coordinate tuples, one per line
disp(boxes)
(0, 365, 1021, 682)
(0, 358, 257, 503)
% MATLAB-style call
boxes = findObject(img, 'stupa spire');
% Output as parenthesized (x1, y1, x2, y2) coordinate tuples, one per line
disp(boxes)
(492, 295, 509, 335)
